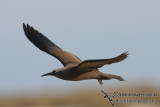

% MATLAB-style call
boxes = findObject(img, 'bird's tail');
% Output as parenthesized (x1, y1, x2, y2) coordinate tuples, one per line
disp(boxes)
(100, 73, 124, 81)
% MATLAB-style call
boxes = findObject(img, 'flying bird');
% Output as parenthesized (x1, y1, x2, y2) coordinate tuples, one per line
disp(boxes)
(23, 23, 128, 85)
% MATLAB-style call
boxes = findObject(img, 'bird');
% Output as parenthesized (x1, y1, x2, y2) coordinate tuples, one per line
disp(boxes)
(23, 23, 129, 85)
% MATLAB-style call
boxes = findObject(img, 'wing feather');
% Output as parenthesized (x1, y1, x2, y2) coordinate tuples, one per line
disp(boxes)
(74, 52, 129, 72)
(23, 23, 82, 66)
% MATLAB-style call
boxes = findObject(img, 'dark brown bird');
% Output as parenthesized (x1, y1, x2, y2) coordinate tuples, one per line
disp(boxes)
(23, 23, 129, 85)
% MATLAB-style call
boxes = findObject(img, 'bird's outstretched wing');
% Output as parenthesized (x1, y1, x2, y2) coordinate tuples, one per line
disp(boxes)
(74, 52, 129, 72)
(23, 23, 82, 66)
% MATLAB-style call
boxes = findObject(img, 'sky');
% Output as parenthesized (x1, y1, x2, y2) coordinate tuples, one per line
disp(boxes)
(0, 0, 160, 94)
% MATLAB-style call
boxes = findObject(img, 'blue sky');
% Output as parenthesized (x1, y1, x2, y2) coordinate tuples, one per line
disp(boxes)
(0, 0, 160, 94)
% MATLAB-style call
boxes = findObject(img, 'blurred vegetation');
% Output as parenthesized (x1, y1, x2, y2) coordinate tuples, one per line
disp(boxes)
(0, 86, 159, 107)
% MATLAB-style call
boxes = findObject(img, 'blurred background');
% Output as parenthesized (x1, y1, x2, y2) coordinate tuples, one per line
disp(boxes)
(0, 0, 160, 107)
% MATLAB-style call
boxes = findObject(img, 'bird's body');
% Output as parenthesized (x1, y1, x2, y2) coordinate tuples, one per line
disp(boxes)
(23, 23, 128, 85)
(54, 67, 99, 81)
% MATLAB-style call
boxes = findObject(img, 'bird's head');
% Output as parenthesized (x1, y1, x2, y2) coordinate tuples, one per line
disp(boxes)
(41, 69, 57, 77)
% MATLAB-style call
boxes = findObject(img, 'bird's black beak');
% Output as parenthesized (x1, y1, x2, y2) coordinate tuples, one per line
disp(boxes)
(41, 72, 52, 77)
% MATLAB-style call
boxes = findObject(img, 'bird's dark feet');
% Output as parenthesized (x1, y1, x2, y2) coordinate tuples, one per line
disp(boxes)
(98, 79, 103, 86)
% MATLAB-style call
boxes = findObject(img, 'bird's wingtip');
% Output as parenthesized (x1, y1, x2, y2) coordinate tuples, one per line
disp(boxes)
(23, 23, 25, 27)
(125, 51, 129, 56)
